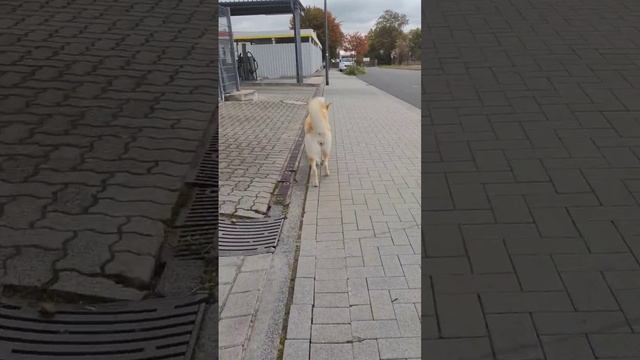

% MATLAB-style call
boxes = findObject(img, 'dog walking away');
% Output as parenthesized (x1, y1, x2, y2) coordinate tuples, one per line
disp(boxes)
(304, 97, 332, 187)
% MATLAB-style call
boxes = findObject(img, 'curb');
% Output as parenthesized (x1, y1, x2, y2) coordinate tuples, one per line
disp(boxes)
(242, 81, 324, 360)
(243, 82, 320, 88)
(218, 82, 323, 360)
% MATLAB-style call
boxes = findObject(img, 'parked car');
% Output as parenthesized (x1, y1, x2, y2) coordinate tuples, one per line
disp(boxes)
(338, 57, 354, 72)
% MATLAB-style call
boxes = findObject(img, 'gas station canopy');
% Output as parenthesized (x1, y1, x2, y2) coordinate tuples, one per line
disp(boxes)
(219, 0, 307, 84)
(219, 0, 305, 16)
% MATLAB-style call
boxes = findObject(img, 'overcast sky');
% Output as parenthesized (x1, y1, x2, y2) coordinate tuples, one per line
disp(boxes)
(230, 0, 420, 35)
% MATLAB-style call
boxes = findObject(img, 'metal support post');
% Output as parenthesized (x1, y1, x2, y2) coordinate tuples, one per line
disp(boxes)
(293, 3, 303, 84)
(324, 0, 329, 85)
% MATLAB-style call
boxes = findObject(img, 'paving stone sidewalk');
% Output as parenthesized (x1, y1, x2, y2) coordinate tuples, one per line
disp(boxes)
(218, 253, 273, 359)
(219, 85, 316, 218)
(424, 0, 640, 358)
(218, 84, 318, 360)
(0, 0, 216, 300)
(284, 71, 421, 360)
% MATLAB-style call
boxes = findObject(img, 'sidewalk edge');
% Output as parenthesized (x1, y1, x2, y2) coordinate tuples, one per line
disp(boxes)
(242, 83, 322, 360)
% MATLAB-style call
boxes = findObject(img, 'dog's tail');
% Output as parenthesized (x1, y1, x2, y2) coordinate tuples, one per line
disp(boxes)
(308, 97, 330, 135)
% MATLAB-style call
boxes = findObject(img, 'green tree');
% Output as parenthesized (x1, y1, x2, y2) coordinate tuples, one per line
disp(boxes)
(394, 33, 410, 65)
(407, 27, 421, 60)
(367, 10, 409, 65)
(376, 9, 409, 29)
(290, 6, 344, 60)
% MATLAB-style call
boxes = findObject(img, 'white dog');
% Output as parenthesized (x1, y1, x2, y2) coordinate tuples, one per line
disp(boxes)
(303, 97, 332, 187)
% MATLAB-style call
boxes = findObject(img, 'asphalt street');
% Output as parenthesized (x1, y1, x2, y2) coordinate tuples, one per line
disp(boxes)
(356, 66, 421, 108)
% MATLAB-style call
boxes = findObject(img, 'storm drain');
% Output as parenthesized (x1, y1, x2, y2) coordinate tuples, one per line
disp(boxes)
(175, 188, 217, 227)
(185, 126, 217, 188)
(0, 295, 206, 360)
(219, 217, 284, 256)
(171, 111, 217, 260)
(173, 225, 217, 260)
(275, 127, 305, 203)
(172, 217, 283, 258)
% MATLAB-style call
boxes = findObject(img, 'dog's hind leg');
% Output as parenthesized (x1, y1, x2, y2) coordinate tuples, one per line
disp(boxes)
(322, 156, 330, 176)
(321, 148, 331, 176)
(304, 134, 322, 187)
(309, 158, 319, 187)
(321, 136, 331, 176)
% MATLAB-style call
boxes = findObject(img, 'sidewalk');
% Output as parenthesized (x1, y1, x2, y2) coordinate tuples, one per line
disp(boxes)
(219, 85, 317, 218)
(0, 0, 215, 301)
(284, 71, 421, 360)
(218, 83, 319, 360)
(423, 0, 640, 358)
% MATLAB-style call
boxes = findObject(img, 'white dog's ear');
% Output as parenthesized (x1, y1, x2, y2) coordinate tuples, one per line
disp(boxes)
(325, 102, 332, 109)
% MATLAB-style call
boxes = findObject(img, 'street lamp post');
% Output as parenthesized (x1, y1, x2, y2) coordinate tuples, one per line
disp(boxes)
(324, 0, 329, 85)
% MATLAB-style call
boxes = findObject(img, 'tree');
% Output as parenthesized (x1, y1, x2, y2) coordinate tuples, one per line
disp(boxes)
(376, 9, 409, 30)
(343, 32, 368, 65)
(395, 34, 410, 65)
(290, 6, 344, 61)
(366, 10, 409, 65)
(407, 28, 421, 61)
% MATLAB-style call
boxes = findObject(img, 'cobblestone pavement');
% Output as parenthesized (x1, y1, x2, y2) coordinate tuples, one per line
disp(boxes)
(220, 85, 316, 218)
(0, 0, 216, 300)
(424, 0, 640, 358)
(218, 85, 318, 360)
(284, 71, 421, 360)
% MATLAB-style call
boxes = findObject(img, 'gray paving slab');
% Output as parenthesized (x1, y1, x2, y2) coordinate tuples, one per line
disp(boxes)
(284, 71, 421, 359)
(424, 0, 640, 357)
(217, 254, 272, 358)
(0, 0, 216, 299)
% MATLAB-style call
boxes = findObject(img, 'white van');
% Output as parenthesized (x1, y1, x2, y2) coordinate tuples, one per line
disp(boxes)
(338, 57, 354, 72)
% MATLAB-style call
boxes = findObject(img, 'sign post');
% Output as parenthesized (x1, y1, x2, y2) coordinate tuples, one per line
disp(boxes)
(324, 0, 329, 86)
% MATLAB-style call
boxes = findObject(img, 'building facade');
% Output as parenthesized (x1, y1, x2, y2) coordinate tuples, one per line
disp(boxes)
(234, 29, 323, 79)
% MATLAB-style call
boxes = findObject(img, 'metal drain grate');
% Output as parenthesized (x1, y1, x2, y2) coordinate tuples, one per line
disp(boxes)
(173, 226, 217, 260)
(175, 188, 217, 227)
(219, 218, 284, 256)
(276, 128, 305, 203)
(173, 111, 217, 261)
(173, 216, 284, 258)
(0, 296, 207, 360)
(186, 130, 217, 188)
(174, 218, 285, 258)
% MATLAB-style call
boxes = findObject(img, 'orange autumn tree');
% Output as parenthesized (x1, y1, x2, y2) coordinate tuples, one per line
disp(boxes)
(343, 32, 368, 65)
(290, 6, 344, 61)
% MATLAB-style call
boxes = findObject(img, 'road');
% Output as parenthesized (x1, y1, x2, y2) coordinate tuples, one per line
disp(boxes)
(356, 66, 421, 108)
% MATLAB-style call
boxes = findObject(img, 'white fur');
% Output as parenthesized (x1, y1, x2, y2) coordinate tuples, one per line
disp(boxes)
(304, 97, 332, 187)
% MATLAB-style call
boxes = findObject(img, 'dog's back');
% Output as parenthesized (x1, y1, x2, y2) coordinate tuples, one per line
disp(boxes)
(304, 97, 332, 186)
(305, 97, 331, 136)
